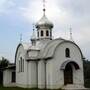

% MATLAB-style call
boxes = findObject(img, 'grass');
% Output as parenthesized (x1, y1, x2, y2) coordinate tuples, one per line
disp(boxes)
(0, 85, 62, 90)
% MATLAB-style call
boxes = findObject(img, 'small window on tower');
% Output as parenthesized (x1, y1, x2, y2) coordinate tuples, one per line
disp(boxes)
(46, 30, 49, 36)
(38, 31, 39, 37)
(65, 48, 70, 58)
(41, 30, 43, 36)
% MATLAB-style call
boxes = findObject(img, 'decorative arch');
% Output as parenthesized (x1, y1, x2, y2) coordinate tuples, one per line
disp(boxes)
(15, 43, 23, 64)
(60, 60, 80, 70)
(61, 60, 80, 85)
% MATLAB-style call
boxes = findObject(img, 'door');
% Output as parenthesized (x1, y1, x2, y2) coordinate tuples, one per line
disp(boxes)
(64, 64, 73, 85)
(11, 72, 16, 83)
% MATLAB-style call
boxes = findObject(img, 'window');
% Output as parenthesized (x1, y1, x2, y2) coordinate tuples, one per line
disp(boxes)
(46, 30, 49, 36)
(38, 31, 39, 37)
(19, 60, 20, 72)
(11, 72, 16, 82)
(20, 57, 22, 72)
(50, 30, 52, 38)
(19, 57, 24, 72)
(65, 48, 70, 58)
(22, 59, 24, 72)
(41, 30, 43, 36)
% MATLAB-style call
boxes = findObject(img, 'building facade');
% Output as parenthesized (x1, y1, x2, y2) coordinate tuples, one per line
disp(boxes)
(3, 3, 85, 89)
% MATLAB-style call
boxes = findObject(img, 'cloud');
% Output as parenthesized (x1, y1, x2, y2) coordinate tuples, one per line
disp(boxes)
(0, 0, 90, 60)
(0, 0, 16, 15)
(19, 0, 90, 42)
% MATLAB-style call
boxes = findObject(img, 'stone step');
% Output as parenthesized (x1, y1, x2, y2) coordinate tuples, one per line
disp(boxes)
(62, 84, 87, 90)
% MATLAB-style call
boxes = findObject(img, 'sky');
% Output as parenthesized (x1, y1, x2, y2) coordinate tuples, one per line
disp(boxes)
(0, 0, 90, 62)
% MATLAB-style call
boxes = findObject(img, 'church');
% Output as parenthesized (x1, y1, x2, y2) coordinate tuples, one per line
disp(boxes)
(3, 1, 85, 89)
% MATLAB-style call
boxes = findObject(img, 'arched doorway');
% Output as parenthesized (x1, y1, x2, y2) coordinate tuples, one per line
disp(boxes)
(60, 60, 80, 85)
(64, 64, 73, 85)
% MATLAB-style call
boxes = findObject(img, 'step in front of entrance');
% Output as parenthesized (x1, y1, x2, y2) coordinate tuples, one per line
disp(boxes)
(62, 84, 88, 90)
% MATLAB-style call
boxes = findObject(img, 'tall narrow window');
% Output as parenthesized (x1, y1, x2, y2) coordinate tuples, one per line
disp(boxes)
(22, 59, 24, 72)
(41, 30, 43, 36)
(19, 60, 20, 72)
(50, 30, 52, 38)
(38, 31, 39, 37)
(20, 57, 22, 72)
(65, 48, 70, 58)
(46, 30, 49, 36)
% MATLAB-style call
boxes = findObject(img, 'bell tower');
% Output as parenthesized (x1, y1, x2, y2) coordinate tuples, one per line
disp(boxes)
(35, 0, 54, 40)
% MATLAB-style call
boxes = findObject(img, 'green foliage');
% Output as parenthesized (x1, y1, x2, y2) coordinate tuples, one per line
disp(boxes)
(0, 86, 62, 90)
(83, 60, 90, 88)
(0, 57, 9, 69)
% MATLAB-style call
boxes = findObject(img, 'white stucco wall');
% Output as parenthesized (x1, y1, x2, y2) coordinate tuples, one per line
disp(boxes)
(27, 61, 37, 88)
(46, 42, 84, 89)
(3, 70, 11, 86)
(16, 45, 27, 87)
(15, 41, 84, 89)
(38, 60, 46, 89)
(3, 69, 15, 87)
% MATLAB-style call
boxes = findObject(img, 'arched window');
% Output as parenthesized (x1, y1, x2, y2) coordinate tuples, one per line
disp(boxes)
(22, 59, 24, 72)
(65, 48, 70, 58)
(19, 57, 24, 72)
(19, 60, 20, 72)
(46, 30, 49, 36)
(20, 57, 22, 72)
(41, 30, 43, 36)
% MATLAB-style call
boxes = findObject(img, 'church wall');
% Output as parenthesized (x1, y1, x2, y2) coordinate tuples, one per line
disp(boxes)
(16, 60, 27, 88)
(46, 42, 84, 89)
(27, 61, 37, 88)
(3, 69, 15, 87)
(16, 45, 27, 88)
(38, 60, 46, 89)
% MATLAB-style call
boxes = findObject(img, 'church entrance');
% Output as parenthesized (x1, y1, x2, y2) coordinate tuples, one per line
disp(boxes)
(64, 64, 73, 85)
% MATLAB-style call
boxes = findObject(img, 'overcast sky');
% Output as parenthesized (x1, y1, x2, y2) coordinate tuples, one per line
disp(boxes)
(0, 0, 90, 62)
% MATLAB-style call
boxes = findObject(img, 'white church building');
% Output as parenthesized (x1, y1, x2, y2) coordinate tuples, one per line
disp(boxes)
(3, 2, 85, 89)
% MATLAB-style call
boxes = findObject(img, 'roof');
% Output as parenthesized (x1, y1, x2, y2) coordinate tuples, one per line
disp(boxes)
(38, 38, 65, 59)
(36, 14, 53, 28)
(3, 63, 16, 70)
(15, 38, 84, 61)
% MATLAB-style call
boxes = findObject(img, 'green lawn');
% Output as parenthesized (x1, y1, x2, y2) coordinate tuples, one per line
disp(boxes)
(0, 86, 62, 90)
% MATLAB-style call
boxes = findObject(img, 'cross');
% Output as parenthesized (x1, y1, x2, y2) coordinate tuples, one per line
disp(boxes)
(69, 26, 73, 41)
(43, 0, 46, 15)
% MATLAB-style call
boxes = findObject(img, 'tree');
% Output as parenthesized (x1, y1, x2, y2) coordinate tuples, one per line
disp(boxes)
(83, 59, 90, 88)
(0, 57, 10, 85)
(0, 57, 9, 69)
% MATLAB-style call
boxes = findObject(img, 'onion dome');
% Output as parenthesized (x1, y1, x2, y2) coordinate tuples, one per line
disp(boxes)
(36, 14, 54, 29)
